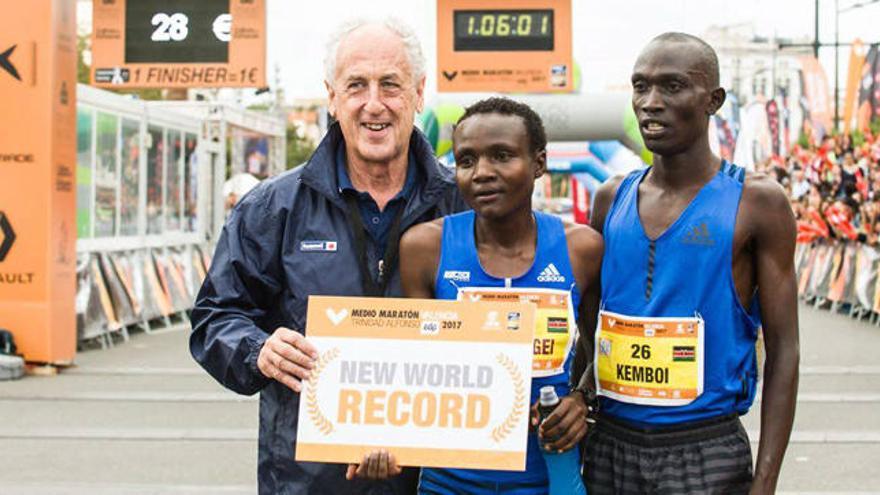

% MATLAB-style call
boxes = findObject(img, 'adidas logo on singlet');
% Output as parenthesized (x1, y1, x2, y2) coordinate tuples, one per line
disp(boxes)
(537, 263, 565, 283)
(682, 222, 715, 246)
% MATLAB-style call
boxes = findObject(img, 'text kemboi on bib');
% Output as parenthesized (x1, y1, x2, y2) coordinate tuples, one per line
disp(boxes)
(595, 309, 704, 406)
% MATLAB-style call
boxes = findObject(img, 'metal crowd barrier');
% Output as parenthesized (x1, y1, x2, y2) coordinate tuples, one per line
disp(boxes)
(796, 240, 880, 323)
(76, 244, 212, 348)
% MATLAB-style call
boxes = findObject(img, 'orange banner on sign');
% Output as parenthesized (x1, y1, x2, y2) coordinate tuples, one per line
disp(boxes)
(0, 0, 77, 363)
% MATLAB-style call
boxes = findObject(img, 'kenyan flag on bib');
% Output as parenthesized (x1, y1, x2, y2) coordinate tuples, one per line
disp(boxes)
(672, 346, 695, 362)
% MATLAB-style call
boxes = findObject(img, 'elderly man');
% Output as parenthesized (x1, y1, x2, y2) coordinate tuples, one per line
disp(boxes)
(190, 18, 465, 494)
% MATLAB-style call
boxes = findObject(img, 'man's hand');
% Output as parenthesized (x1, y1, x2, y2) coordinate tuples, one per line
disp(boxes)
(256, 327, 318, 392)
(345, 450, 402, 481)
(531, 393, 589, 453)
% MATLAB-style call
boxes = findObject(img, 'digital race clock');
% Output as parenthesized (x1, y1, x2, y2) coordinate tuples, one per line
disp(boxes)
(437, 0, 572, 93)
(454, 10, 554, 51)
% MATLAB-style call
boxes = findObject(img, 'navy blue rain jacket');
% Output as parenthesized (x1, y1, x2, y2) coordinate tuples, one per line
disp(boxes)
(190, 123, 466, 494)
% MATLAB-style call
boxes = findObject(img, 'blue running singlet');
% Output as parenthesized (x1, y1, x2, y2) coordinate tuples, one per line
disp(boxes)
(597, 161, 761, 426)
(420, 210, 582, 494)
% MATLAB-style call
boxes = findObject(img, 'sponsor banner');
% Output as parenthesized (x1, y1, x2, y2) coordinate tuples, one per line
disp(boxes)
(854, 245, 879, 309)
(857, 44, 880, 132)
(296, 296, 534, 471)
(91, 0, 265, 88)
(437, 0, 572, 93)
(843, 39, 867, 133)
(0, 0, 76, 362)
(800, 56, 833, 138)
(766, 99, 780, 157)
(795, 241, 880, 309)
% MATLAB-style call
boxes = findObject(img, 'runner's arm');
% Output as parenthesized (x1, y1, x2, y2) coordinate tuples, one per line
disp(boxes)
(748, 178, 800, 494)
(571, 175, 625, 397)
(538, 178, 619, 450)
(539, 224, 604, 451)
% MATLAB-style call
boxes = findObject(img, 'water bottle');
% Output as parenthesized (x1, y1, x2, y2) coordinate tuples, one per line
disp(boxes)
(538, 385, 588, 495)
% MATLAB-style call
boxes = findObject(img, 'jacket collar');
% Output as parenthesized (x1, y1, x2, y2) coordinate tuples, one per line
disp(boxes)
(300, 122, 454, 210)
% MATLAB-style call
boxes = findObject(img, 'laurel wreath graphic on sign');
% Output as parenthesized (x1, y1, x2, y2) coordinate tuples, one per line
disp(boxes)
(491, 353, 527, 443)
(304, 347, 340, 436)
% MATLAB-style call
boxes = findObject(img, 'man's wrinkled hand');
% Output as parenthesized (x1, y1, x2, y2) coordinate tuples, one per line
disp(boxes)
(534, 394, 589, 453)
(256, 327, 318, 393)
(345, 450, 402, 481)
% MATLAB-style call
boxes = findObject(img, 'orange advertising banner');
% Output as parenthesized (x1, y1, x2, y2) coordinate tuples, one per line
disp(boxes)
(296, 296, 535, 471)
(0, 0, 77, 363)
(857, 45, 880, 133)
(800, 56, 834, 136)
(91, 0, 266, 88)
(843, 39, 867, 134)
(437, 0, 572, 93)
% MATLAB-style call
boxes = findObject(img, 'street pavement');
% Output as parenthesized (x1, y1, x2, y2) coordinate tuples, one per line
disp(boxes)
(0, 302, 878, 494)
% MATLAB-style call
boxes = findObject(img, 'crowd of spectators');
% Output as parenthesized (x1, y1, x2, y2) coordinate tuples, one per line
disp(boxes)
(759, 130, 880, 245)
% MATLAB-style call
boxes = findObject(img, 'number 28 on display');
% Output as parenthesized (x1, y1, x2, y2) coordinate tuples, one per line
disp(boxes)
(150, 12, 232, 42)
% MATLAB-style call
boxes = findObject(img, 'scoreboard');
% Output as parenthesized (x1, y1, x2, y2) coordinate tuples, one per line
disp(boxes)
(454, 10, 554, 52)
(124, 1, 230, 63)
(91, 0, 265, 88)
(438, 0, 572, 93)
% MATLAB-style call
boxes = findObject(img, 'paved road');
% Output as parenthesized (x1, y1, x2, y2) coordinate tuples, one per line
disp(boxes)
(0, 303, 878, 494)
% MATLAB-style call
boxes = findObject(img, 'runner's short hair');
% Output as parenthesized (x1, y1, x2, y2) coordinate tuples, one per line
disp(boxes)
(456, 97, 547, 155)
(650, 32, 720, 88)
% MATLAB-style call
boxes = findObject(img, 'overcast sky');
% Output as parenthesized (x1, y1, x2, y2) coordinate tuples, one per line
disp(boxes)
(79, 0, 880, 103)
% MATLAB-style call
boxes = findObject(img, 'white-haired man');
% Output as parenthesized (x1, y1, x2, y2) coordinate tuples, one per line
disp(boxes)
(190, 18, 465, 494)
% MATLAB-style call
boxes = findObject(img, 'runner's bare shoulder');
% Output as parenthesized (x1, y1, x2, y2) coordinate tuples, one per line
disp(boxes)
(562, 221, 603, 257)
(399, 218, 446, 290)
(561, 221, 604, 292)
(400, 217, 445, 254)
(591, 174, 629, 231)
(739, 171, 794, 231)
(400, 218, 443, 271)
(594, 174, 628, 202)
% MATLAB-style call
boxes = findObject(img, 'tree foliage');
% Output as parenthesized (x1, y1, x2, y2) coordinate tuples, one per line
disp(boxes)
(287, 123, 316, 169)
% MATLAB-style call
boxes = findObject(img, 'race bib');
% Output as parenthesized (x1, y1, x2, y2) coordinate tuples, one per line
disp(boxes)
(459, 287, 576, 378)
(595, 310, 704, 406)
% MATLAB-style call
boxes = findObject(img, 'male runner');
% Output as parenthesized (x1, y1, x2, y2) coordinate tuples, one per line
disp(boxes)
(348, 97, 603, 493)
(579, 33, 799, 494)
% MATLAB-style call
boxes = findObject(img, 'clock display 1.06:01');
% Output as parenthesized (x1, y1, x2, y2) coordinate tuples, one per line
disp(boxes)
(453, 10, 554, 51)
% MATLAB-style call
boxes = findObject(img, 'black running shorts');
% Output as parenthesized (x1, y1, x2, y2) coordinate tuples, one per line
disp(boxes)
(584, 413, 753, 494)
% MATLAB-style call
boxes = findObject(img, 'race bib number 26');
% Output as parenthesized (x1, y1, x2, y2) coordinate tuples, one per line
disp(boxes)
(595, 310, 704, 406)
